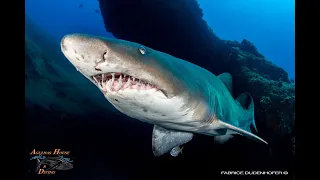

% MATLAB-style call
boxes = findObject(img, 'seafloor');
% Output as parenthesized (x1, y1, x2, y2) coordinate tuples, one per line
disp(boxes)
(25, 1, 294, 179)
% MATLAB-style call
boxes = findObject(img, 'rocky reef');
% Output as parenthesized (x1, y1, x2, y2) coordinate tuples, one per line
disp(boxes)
(97, 0, 295, 161)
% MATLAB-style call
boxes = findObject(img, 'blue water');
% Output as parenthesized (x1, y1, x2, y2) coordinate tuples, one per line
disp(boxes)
(199, 0, 295, 79)
(26, 0, 294, 79)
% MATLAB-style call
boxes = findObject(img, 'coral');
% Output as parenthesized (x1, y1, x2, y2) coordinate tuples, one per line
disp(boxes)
(98, 0, 295, 163)
(240, 39, 264, 58)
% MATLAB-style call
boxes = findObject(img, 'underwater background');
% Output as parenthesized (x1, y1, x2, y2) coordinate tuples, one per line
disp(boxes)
(25, 0, 295, 179)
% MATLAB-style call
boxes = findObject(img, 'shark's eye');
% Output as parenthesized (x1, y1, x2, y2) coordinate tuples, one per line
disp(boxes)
(138, 46, 147, 55)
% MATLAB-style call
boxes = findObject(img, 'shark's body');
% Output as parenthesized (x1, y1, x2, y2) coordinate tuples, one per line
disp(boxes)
(61, 33, 267, 157)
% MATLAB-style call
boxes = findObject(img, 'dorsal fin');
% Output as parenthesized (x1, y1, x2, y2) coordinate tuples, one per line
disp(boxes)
(218, 72, 233, 95)
(235, 92, 251, 109)
(235, 92, 257, 132)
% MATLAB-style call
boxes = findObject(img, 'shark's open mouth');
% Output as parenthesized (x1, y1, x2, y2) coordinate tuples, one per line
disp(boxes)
(91, 73, 164, 94)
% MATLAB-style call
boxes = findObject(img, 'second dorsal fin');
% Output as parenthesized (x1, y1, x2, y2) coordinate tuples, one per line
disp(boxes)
(218, 72, 233, 95)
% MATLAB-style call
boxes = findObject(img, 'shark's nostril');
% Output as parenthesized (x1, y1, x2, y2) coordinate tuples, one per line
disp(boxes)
(102, 51, 107, 61)
(95, 67, 102, 71)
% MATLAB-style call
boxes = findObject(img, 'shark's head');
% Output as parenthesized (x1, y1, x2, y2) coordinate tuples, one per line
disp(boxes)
(61, 33, 207, 124)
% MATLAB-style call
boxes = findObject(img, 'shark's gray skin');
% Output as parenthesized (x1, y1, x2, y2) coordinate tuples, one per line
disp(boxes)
(60, 33, 267, 157)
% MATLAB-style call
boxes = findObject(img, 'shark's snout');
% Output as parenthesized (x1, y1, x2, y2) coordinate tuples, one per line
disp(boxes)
(60, 38, 67, 52)
(61, 34, 85, 52)
(60, 34, 110, 77)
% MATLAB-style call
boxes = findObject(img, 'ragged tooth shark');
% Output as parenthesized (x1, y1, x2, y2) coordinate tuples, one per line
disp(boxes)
(60, 33, 268, 157)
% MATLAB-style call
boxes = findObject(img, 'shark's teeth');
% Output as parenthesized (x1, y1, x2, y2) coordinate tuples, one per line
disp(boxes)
(92, 72, 159, 93)
(98, 80, 104, 90)
(106, 80, 112, 92)
(101, 80, 106, 91)
(116, 75, 123, 91)
(104, 80, 108, 91)
(123, 79, 130, 90)
(92, 76, 98, 83)
(111, 73, 115, 83)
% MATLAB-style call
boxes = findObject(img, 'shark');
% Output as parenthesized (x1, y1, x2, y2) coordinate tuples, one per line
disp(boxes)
(60, 33, 268, 157)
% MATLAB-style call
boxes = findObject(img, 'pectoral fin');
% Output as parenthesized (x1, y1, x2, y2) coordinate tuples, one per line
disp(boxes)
(152, 125, 193, 157)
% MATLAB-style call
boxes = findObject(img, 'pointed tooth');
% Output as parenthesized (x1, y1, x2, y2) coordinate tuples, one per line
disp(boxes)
(103, 80, 108, 91)
(118, 75, 123, 90)
(123, 80, 130, 90)
(101, 81, 106, 91)
(111, 73, 115, 83)
(93, 76, 98, 83)
(98, 81, 103, 90)
(107, 80, 112, 92)
(126, 77, 132, 89)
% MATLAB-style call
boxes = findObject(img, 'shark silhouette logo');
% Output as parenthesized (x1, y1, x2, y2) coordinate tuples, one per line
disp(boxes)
(29, 149, 73, 174)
